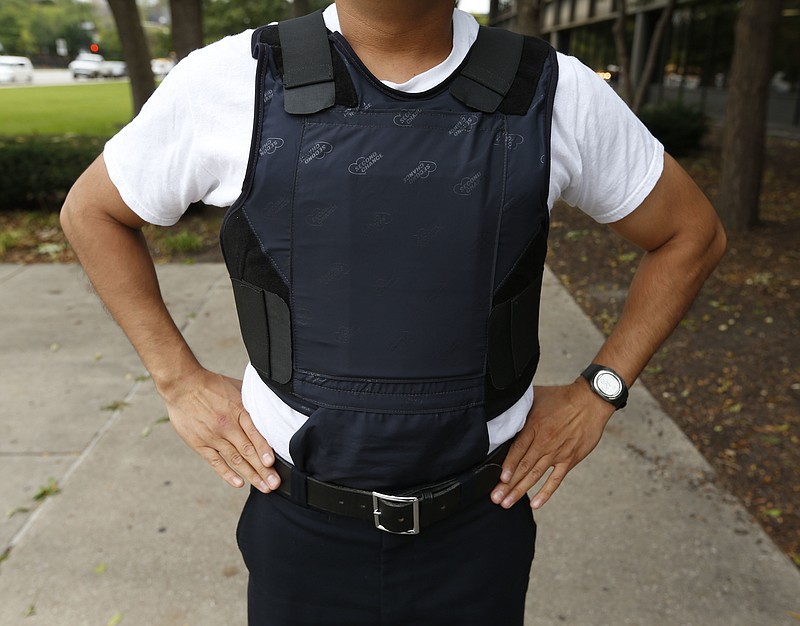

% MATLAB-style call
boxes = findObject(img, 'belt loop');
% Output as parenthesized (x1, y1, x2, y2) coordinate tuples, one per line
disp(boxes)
(290, 464, 308, 506)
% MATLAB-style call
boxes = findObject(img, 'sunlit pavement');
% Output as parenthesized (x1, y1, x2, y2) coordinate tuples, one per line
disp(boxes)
(1, 264, 799, 625)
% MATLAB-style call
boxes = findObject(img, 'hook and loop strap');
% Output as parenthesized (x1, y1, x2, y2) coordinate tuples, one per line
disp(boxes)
(279, 10, 336, 114)
(450, 26, 525, 113)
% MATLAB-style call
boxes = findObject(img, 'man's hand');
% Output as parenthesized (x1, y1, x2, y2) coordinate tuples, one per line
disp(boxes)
(491, 381, 613, 510)
(161, 368, 281, 494)
(61, 156, 282, 495)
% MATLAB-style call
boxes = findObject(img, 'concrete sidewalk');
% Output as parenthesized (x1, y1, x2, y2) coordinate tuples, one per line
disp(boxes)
(0, 263, 798, 625)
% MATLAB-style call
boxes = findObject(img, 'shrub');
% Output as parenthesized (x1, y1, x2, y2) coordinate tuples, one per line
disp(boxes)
(638, 101, 708, 156)
(0, 135, 105, 212)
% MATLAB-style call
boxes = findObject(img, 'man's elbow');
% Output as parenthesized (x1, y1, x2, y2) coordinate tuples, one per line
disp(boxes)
(706, 214, 727, 268)
(60, 183, 85, 244)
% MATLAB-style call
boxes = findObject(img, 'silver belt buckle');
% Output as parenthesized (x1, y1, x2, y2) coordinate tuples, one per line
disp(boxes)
(372, 492, 421, 535)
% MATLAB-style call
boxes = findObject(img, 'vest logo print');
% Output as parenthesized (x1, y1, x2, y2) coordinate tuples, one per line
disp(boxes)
(334, 326, 354, 344)
(264, 196, 289, 218)
(294, 307, 313, 327)
(259, 137, 284, 156)
(365, 212, 392, 233)
(414, 224, 442, 247)
(454, 172, 482, 196)
(373, 276, 396, 296)
(448, 115, 478, 136)
(494, 130, 524, 150)
(343, 102, 372, 118)
(263, 88, 274, 103)
(393, 109, 421, 127)
(318, 262, 349, 285)
(348, 151, 383, 175)
(300, 141, 333, 164)
(403, 161, 437, 184)
(305, 204, 337, 227)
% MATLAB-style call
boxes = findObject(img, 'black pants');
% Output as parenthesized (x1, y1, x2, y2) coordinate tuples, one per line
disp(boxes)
(237, 487, 536, 626)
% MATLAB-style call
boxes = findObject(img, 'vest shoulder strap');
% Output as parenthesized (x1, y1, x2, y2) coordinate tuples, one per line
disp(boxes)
(278, 11, 335, 114)
(250, 16, 554, 116)
(450, 26, 555, 116)
(251, 12, 358, 113)
(450, 26, 524, 113)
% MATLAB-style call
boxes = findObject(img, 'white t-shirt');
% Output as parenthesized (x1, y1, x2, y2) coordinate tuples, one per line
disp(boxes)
(105, 5, 663, 464)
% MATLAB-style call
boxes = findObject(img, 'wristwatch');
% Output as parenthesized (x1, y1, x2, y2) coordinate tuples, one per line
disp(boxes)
(580, 364, 628, 410)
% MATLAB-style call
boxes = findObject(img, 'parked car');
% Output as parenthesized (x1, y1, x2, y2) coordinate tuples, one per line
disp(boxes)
(0, 56, 34, 84)
(68, 53, 127, 79)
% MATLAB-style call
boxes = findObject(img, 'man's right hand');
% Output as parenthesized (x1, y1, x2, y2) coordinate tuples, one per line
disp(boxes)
(160, 367, 281, 494)
(61, 155, 281, 496)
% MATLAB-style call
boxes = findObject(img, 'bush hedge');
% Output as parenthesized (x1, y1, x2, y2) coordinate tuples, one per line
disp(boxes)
(638, 101, 709, 157)
(0, 135, 105, 212)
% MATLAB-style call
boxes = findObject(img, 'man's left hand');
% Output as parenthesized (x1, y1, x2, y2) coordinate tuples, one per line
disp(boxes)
(491, 382, 614, 510)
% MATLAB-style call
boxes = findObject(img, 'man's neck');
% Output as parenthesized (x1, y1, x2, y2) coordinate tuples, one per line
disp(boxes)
(334, 1, 455, 84)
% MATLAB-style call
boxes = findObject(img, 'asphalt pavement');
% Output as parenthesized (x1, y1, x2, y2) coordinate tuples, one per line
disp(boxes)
(1, 263, 798, 625)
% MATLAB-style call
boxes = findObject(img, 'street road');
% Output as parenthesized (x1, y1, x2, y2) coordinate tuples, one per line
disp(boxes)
(0, 69, 128, 88)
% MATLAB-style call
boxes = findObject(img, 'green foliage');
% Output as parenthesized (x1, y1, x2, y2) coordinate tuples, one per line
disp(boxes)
(0, 0, 95, 58)
(161, 230, 204, 254)
(0, 135, 104, 211)
(202, 0, 329, 43)
(638, 101, 708, 156)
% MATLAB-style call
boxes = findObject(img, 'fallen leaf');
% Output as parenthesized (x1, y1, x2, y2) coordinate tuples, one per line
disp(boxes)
(23, 604, 35, 618)
(754, 423, 790, 434)
(49, 343, 60, 352)
(107, 612, 123, 626)
(94, 562, 107, 575)
(33, 479, 60, 502)
(101, 401, 129, 412)
(6, 506, 31, 519)
(141, 426, 151, 438)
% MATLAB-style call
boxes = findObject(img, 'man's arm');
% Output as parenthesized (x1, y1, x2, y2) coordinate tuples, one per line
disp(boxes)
(60, 155, 280, 493)
(491, 153, 727, 510)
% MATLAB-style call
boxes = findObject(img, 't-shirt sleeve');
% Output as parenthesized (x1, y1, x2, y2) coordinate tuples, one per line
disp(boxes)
(548, 53, 664, 224)
(103, 54, 221, 226)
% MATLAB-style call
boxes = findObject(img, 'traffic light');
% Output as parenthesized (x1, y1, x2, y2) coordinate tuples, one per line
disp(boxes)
(89, 43, 99, 53)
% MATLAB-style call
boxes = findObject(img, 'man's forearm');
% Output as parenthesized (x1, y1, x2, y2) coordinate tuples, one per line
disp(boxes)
(595, 154, 727, 387)
(591, 222, 726, 387)
(60, 162, 201, 395)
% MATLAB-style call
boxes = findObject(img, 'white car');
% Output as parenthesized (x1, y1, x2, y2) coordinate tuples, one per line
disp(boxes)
(0, 56, 34, 84)
(68, 53, 127, 79)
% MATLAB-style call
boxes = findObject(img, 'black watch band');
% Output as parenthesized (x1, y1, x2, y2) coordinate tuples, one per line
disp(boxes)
(580, 364, 628, 410)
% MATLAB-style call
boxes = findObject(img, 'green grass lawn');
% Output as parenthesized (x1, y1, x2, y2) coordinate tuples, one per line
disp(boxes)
(0, 82, 132, 136)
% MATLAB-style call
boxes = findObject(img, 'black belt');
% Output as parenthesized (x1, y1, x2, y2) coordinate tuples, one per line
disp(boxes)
(274, 441, 511, 535)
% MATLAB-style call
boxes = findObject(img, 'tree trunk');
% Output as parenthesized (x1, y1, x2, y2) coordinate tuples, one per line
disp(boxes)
(291, 0, 312, 18)
(631, 0, 677, 113)
(106, 0, 155, 116)
(516, 0, 541, 38)
(170, 0, 204, 60)
(612, 0, 634, 106)
(718, 0, 784, 232)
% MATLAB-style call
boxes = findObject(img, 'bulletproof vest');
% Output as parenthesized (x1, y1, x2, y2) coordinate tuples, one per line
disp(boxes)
(221, 11, 559, 490)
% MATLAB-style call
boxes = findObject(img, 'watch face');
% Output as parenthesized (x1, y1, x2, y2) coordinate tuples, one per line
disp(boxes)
(594, 371, 623, 399)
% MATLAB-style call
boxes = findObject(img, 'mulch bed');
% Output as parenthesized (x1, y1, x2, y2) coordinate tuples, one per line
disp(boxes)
(547, 129, 799, 566)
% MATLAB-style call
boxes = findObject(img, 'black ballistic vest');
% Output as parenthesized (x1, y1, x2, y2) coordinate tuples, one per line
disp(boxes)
(221, 12, 558, 490)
